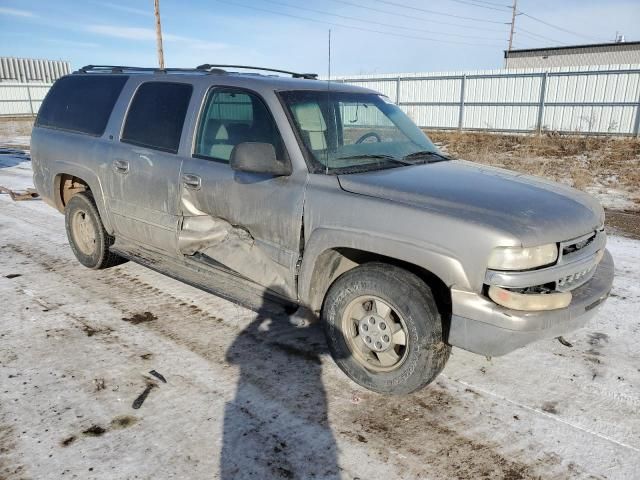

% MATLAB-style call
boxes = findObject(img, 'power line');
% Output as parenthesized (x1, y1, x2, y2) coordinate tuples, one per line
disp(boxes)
(510, 41, 537, 50)
(518, 12, 607, 42)
(324, 0, 506, 32)
(259, 0, 505, 41)
(441, 0, 511, 12)
(215, 0, 504, 47)
(516, 27, 565, 46)
(461, 0, 512, 7)
(370, 1, 607, 44)
(370, 0, 509, 24)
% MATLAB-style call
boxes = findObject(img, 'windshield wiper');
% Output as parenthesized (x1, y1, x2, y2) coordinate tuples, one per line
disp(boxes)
(402, 151, 450, 163)
(336, 154, 412, 165)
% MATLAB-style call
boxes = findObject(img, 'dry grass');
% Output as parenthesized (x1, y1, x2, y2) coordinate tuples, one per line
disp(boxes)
(427, 131, 640, 211)
(0, 117, 33, 146)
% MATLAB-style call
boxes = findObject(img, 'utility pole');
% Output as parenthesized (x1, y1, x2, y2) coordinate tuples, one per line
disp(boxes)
(154, 0, 165, 69)
(507, 0, 518, 51)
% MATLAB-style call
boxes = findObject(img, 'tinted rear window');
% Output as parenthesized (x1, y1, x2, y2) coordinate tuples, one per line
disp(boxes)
(121, 82, 193, 154)
(36, 75, 128, 136)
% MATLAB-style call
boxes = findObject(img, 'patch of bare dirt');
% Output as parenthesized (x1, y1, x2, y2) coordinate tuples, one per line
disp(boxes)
(110, 415, 138, 430)
(0, 118, 32, 148)
(82, 425, 107, 437)
(604, 210, 640, 240)
(122, 311, 157, 324)
(347, 387, 543, 479)
(0, 424, 25, 479)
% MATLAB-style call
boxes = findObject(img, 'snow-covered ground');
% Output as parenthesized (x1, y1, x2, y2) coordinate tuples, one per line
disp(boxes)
(1, 153, 639, 479)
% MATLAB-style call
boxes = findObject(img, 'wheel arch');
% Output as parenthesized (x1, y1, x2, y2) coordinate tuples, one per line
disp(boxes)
(52, 163, 114, 233)
(299, 228, 467, 334)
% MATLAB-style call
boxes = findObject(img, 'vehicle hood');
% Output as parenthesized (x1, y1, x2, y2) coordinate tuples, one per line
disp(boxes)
(337, 160, 604, 245)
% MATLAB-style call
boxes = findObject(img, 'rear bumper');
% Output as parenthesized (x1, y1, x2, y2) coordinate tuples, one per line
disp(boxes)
(447, 249, 614, 356)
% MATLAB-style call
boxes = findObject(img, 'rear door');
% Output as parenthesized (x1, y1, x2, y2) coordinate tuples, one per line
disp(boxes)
(177, 86, 306, 299)
(108, 81, 192, 253)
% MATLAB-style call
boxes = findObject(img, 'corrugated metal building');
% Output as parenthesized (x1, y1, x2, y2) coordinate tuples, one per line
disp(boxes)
(504, 41, 640, 69)
(0, 57, 71, 83)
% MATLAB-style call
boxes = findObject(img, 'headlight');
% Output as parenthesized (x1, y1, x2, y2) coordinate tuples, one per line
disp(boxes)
(488, 286, 571, 311)
(488, 243, 558, 270)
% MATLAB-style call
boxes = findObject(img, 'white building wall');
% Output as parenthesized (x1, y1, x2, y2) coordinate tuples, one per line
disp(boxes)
(505, 44, 640, 69)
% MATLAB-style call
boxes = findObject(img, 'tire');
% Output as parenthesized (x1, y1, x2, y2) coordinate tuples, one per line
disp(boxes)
(322, 262, 451, 395)
(64, 191, 127, 269)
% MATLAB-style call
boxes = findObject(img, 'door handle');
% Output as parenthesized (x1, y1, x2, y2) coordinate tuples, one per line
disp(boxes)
(113, 159, 129, 173)
(182, 173, 201, 190)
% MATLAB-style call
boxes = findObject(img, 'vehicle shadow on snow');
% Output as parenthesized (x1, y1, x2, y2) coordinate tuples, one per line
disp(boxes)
(220, 289, 340, 480)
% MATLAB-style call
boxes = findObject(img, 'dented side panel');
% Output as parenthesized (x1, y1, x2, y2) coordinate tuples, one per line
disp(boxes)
(177, 156, 306, 299)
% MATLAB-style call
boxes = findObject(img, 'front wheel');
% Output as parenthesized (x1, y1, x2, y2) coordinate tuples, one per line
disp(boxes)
(322, 263, 450, 395)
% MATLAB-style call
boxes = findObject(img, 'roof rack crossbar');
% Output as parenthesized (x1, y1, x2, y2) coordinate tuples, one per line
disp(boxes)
(197, 64, 317, 79)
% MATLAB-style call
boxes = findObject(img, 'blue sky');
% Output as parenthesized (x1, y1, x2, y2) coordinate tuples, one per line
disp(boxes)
(0, 0, 638, 75)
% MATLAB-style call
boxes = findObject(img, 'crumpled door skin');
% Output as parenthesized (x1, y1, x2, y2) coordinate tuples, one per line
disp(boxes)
(178, 214, 291, 294)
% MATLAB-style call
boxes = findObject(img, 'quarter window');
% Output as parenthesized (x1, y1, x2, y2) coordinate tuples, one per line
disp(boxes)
(121, 82, 192, 154)
(194, 88, 286, 163)
(36, 75, 128, 136)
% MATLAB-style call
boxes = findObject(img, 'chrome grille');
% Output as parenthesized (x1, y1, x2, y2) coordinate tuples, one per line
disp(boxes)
(561, 232, 596, 259)
(556, 263, 597, 292)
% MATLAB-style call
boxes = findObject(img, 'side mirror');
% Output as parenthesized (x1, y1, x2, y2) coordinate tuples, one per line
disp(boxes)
(230, 142, 291, 176)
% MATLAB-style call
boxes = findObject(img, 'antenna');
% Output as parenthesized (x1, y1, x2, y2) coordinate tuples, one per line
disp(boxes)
(326, 29, 332, 175)
(328, 29, 332, 83)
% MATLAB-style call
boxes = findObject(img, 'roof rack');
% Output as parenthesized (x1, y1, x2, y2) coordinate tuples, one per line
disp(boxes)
(197, 64, 317, 79)
(76, 65, 207, 74)
(76, 64, 318, 80)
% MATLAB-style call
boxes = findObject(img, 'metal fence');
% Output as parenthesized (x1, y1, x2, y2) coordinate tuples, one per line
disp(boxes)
(334, 65, 640, 136)
(3, 65, 640, 136)
(0, 83, 52, 117)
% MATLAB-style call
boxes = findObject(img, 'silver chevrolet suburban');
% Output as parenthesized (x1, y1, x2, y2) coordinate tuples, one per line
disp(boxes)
(31, 65, 614, 394)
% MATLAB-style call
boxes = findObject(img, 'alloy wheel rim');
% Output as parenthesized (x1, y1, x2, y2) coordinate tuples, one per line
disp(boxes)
(341, 295, 409, 372)
(71, 209, 97, 255)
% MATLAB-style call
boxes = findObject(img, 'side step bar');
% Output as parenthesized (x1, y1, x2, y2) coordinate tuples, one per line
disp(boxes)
(110, 242, 298, 315)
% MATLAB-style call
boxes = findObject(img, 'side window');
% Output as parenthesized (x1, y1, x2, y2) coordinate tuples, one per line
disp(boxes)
(36, 75, 128, 136)
(121, 82, 192, 154)
(194, 88, 286, 163)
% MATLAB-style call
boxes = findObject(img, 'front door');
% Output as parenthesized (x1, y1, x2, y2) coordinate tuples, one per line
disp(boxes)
(177, 87, 306, 299)
(108, 81, 193, 253)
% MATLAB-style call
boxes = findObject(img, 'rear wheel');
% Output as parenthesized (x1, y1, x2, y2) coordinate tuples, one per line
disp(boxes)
(64, 192, 127, 269)
(322, 262, 450, 395)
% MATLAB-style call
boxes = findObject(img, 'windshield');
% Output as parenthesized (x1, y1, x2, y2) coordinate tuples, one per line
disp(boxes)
(279, 90, 444, 174)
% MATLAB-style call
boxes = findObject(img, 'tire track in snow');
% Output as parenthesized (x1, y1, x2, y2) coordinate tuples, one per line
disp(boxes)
(3, 200, 637, 478)
(0, 215, 552, 479)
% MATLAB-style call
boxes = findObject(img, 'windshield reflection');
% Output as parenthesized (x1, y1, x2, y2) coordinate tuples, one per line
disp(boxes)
(280, 91, 445, 174)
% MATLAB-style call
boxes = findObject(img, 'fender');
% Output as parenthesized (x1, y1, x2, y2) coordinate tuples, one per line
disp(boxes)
(298, 226, 471, 311)
(51, 161, 115, 234)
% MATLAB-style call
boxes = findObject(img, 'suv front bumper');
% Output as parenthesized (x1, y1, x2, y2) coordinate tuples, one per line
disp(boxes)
(447, 249, 614, 356)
